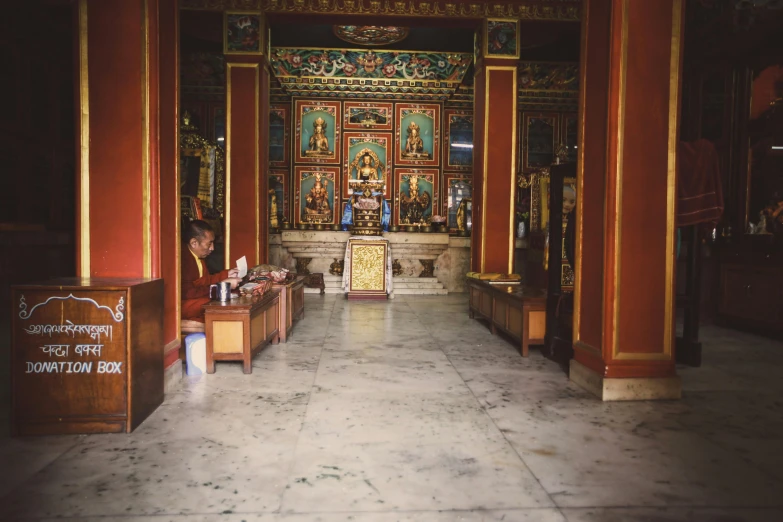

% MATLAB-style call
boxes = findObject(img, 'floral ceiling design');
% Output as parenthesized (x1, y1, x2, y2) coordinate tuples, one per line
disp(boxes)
(333, 25, 410, 46)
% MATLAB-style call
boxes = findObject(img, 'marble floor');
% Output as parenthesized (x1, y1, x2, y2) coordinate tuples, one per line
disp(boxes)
(1, 294, 782, 522)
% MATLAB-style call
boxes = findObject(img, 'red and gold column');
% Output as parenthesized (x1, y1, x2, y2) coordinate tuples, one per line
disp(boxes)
(76, 0, 160, 280)
(571, 0, 684, 400)
(76, 0, 181, 367)
(471, 19, 519, 275)
(224, 12, 270, 268)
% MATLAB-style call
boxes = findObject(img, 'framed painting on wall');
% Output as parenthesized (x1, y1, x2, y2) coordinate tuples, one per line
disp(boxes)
(268, 170, 289, 226)
(344, 101, 393, 131)
(394, 168, 439, 225)
(483, 19, 519, 59)
(443, 174, 473, 233)
(342, 132, 392, 198)
(294, 99, 341, 164)
(224, 12, 263, 55)
(521, 111, 559, 172)
(269, 104, 289, 167)
(394, 103, 441, 167)
(444, 109, 473, 171)
(294, 166, 339, 226)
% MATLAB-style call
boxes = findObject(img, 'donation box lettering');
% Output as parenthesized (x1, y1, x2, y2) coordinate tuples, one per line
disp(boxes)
(13, 291, 128, 418)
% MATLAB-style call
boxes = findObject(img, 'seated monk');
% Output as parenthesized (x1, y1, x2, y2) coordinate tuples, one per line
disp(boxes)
(181, 220, 241, 322)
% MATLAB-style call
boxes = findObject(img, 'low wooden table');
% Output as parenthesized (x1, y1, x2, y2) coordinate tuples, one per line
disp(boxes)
(467, 279, 546, 356)
(273, 276, 306, 342)
(204, 291, 280, 374)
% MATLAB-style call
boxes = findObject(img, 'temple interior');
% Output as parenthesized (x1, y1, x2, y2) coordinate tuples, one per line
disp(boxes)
(1, 0, 782, 520)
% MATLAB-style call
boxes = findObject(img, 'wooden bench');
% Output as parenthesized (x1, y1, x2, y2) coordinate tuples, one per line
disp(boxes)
(203, 291, 280, 374)
(467, 279, 546, 356)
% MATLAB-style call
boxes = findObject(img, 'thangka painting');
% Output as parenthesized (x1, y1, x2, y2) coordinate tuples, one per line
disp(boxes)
(269, 170, 289, 227)
(443, 174, 473, 233)
(342, 132, 392, 198)
(269, 105, 289, 167)
(343, 101, 393, 131)
(224, 12, 263, 55)
(394, 168, 439, 226)
(294, 100, 341, 164)
(444, 109, 473, 171)
(395, 103, 440, 167)
(484, 19, 519, 59)
(295, 166, 339, 226)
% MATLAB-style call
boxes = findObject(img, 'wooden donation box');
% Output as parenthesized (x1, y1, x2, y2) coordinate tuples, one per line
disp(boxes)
(346, 238, 388, 300)
(204, 291, 280, 374)
(467, 279, 546, 357)
(10, 278, 164, 435)
(274, 275, 305, 342)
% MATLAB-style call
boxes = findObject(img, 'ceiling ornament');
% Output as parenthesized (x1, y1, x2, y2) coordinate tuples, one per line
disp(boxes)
(333, 25, 409, 46)
(180, 0, 581, 21)
(270, 47, 472, 100)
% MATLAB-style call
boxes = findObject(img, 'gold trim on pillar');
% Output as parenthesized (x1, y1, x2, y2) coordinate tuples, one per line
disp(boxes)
(174, 5, 181, 327)
(508, 70, 518, 275)
(225, 62, 261, 267)
(572, 0, 589, 343)
(480, 70, 490, 272)
(141, 0, 152, 278)
(78, 0, 90, 277)
(663, 0, 683, 359)
(611, 0, 628, 360)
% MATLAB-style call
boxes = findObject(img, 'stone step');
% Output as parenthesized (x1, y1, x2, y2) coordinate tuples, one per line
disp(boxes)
(393, 282, 444, 289)
(393, 287, 448, 296)
(393, 277, 439, 283)
(304, 286, 343, 294)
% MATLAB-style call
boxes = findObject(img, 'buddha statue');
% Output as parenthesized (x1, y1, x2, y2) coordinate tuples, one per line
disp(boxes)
(306, 117, 331, 156)
(269, 189, 279, 228)
(399, 175, 432, 224)
(403, 122, 431, 159)
(303, 173, 331, 222)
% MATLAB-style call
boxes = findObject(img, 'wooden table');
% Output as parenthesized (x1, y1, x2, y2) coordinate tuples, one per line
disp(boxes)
(467, 279, 546, 356)
(203, 291, 280, 374)
(11, 278, 163, 435)
(273, 276, 306, 343)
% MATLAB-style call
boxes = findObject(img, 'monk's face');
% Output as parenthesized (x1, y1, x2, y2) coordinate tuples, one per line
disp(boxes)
(189, 230, 215, 258)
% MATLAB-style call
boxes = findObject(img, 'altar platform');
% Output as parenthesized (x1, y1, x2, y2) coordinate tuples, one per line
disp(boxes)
(270, 231, 473, 295)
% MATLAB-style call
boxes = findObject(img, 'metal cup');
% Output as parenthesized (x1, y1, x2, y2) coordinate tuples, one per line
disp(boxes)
(210, 281, 232, 302)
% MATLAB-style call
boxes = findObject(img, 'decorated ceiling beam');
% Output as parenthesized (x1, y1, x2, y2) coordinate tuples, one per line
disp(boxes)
(180, 0, 580, 21)
(270, 47, 472, 100)
(517, 61, 579, 110)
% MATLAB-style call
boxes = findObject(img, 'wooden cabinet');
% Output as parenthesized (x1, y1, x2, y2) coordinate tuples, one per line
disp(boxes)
(719, 246, 783, 335)
(11, 278, 163, 435)
(467, 279, 546, 356)
(274, 275, 305, 342)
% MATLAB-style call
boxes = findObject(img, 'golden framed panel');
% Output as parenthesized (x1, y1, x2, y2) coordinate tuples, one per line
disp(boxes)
(483, 18, 520, 60)
(294, 99, 341, 164)
(343, 101, 393, 131)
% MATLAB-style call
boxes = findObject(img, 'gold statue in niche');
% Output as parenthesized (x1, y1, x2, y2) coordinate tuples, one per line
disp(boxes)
(305, 117, 331, 157)
(402, 121, 431, 159)
(399, 175, 432, 224)
(269, 189, 279, 228)
(348, 148, 385, 181)
(303, 172, 332, 223)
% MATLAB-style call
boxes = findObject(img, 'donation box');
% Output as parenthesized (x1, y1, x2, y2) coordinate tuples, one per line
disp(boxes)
(10, 278, 163, 436)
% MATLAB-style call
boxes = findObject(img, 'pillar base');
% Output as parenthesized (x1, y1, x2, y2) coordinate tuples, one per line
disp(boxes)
(569, 360, 681, 401)
(164, 359, 183, 394)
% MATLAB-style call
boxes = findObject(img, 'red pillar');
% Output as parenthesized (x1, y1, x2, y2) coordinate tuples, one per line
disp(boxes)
(471, 20, 519, 275)
(571, 0, 684, 400)
(224, 16, 270, 268)
(75, 0, 160, 279)
(75, 0, 181, 371)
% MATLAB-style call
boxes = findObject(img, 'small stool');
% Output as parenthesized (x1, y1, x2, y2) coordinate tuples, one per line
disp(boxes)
(180, 320, 205, 361)
(304, 273, 325, 295)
